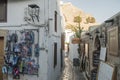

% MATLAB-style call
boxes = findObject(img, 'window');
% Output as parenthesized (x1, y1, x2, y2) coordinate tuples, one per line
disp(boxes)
(54, 43, 57, 68)
(54, 11, 57, 32)
(108, 27, 118, 56)
(0, 0, 7, 22)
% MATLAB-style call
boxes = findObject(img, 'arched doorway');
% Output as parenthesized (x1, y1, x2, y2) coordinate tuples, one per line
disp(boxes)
(91, 35, 101, 80)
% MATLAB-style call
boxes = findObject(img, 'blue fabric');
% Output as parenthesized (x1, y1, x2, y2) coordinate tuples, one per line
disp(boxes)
(30, 31, 34, 44)
(9, 54, 13, 64)
(27, 46, 32, 56)
(11, 33, 18, 43)
(34, 44, 40, 57)
(8, 66, 13, 74)
(7, 34, 12, 42)
(14, 43, 21, 53)
(2, 66, 7, 74)
(25, 32, 31, 41)
(13, 56, 18, 66)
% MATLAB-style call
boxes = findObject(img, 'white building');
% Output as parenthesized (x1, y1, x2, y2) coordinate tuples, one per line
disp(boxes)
(69, 35, 79, 62)
(0, 0, 64, 80)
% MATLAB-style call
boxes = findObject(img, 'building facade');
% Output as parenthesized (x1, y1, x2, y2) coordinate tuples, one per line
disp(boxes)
(81, 12, 120, 80)
(0, 0, 64, 80)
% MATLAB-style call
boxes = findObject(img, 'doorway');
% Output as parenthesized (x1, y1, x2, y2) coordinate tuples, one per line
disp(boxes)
(0, 37, 5, 79)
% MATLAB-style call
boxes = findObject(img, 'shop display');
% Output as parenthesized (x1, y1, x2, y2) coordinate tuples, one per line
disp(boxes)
(93, 50, 100, 67)
(2, 30, 39, 79)
(91, 68, 98, 80)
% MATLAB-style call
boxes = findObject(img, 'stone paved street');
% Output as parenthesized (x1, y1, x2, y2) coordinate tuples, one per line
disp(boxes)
(59, 57, 86, 80)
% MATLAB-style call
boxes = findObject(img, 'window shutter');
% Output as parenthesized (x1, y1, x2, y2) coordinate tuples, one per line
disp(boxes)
(0, 0, 7, 22)
(54, 11, 57, 32)
(54, 43, 57, 68)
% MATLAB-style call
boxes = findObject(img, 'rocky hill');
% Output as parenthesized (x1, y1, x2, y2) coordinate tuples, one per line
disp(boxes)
(61, 2, 99, 31)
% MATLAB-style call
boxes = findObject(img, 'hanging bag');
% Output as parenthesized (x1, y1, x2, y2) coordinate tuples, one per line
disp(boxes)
(2, 65, 8, 74)
(34, 44, 40, 57)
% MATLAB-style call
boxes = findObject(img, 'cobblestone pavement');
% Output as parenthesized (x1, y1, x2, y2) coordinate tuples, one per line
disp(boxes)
(60, 58, 74, 80)
(59, 57, 86, 80)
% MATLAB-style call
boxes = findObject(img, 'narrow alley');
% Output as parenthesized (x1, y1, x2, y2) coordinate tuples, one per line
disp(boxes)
(0, 0, 120, 80)
(59, 57, 86, 80)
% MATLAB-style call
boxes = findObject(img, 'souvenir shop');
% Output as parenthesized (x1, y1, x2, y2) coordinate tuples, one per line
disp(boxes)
(1, 29, 40, 79)
(81, 12, 120, 80)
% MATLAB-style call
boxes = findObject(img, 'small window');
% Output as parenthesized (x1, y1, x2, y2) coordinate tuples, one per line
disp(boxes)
(0, 0, 7, 22)
(54, 43, 57, 68)
(54, 11, 57, 32)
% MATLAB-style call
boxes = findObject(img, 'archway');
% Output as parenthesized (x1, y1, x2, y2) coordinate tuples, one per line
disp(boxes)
(91, 35, 101, 80)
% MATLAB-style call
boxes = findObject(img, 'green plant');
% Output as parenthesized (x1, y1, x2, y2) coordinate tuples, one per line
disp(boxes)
(86, 17, 96, 23)
(73, 16, 83, 58)
(65, 15, 83, 57)
(74, 16, 82, 23)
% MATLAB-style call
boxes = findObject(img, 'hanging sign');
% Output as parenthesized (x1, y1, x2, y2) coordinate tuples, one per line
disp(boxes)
(97, 61, 115, 80)
(100, 47, 106, 61)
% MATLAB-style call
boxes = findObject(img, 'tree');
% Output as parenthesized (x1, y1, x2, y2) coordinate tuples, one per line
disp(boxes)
(74, 16, 82, 23)
(73, 16, 83, 58)
(73, 16, 83, 38)
(86, 17, 96, 23)
(66, 24, 84, 38)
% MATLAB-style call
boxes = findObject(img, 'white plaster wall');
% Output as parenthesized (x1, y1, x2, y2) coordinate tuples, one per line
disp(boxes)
(47, 0, 62, 79)
(0, 5, 47, 78)
(68, 35, 79, 62)
(64, 29, 79, 61)
(47, 36, 61, 80)
(0, 0, 62, 80)
(69, 44, 79, 62)
(0, 0, 48, 26)
(65, 29, 74, 43)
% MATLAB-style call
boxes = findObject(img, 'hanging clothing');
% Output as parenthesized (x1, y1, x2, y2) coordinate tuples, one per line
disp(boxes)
(34, 44, 40, 57)
(11, 33, 18, 43)
(2, 65, 8, 74)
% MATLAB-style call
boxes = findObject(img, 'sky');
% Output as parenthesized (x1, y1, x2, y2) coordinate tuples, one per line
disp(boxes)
(61, 0, 120, 23)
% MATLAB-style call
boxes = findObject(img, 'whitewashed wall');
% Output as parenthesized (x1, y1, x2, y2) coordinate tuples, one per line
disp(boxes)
(68, 35, 79, 62)
(47, 0, 62, 79)
(64, 29, 79, 62)
(0, 0, 62, 80)
(0, 0, 46, 26)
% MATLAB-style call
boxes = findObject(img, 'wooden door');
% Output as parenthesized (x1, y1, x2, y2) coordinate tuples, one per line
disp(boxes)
(0, 37, 4, 79)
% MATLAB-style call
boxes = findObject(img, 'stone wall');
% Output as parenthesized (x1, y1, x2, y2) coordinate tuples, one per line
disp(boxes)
(81, 12, 120, 80)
